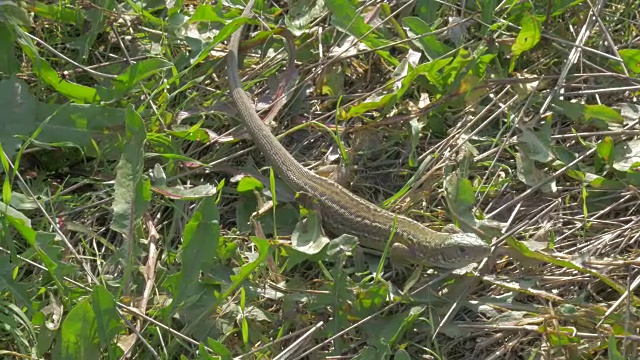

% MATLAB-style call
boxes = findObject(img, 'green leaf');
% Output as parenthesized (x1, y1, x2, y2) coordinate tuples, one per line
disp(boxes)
(480, 0, 498, 35)
(188, 3, 227, 23)
(0, 255, 31, 308)
(414, 0, 440, 24)
(515, 153, 557, 193)
(91, 286, 123, 348)
(552, 100, 623, 129)
(612, 139, 640, 172)
(111, 107, 149, 234)
(444, 174, 479, 232)
(608, 336, 625, 360)
(290, 210, 329, 255)
(285, 210, 331, 269)
(510, 13, 541, 71)
(596, 136, 614, 168)
(237, 176, 264, 193)
(544, 325, 581, 345)
(0, 25, 20, 75)
(512, 14, 541, 56)
(98, 59, 174, 102)
(583, 104, 624, 124)
(31, 1, 82, 24)
(167, 197, 220, 309)
(205, 338, 232, 359)
(402, 17, 452, 60)
(326, 0, 397, 65)
(0, 77, 38, 160)
(345, 57, 452, 118)
(228, 236, 270, 292)
(71, 0, 116, 59)
(618, 49, 640, 75)
(182, 16, 251, 72)
(0, 1, 33, 26)
(285, 0, 326, 36)
(0, 202, 31, 228)
(35, 102, 126, 156)
(55, 299, 100, 359)
(517, 118, 553, 162)
(14, 28, 99, 103)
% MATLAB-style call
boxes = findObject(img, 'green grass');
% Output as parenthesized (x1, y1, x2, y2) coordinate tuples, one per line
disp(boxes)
(1, 0, 640, 358)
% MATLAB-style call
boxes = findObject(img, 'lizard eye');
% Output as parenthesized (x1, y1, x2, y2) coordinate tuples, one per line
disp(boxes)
(457, 246, 467, 255)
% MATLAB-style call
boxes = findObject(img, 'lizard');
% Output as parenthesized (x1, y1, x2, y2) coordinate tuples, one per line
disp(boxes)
(226, 0, 490, 269)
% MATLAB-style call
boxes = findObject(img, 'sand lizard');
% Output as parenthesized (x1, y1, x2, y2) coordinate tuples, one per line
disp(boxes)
(226, 0, 490, 268)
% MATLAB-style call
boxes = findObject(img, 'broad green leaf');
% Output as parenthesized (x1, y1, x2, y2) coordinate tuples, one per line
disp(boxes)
(618, 49, 640, 74)
(414, 0, 440, 24)
(402, 17, 452, 60)
(167, 197, 220, 309)
(70, 0, 116, 59)
(36, 102, 126, 156)
(583, 104, 624, 123)
(366, 306, 423, 348)
(0, 25, 20, 75)
(14, 28, 99, 103)
(480, 0, 498, 35)
(0, 77, 38, 160)
(56, 299, 100, 359)
(237, 176, 264, 193)
(285, 211, 330, 269)
(596, 136, 614, 169)
(417, 57, 453, 90)
(285, 0, 326, 36)
(228, 236, 270, 289)
(0, 1, 32, 26)
(515, 153, 557, 193)
(319, 63, 345, 96)
(167, 123, 215, 142)
(345, 93, 395, 118)
(98, 59, 174, 102)
(552, 100, 623, 129)
(510, 13, 541, 71)
(111, 107, 149, 234)
(91, 286, 123, 349)
(188, 3, 227, 23)
(517, 118, 553, 162)
(512, 14, 541, 56)
(346, 57, 451, 118)
(0, 203, 31, 227)
(0, 255, 31, 308)
(205, 338, 233, 359)
(180, 236, 270, 336)
(326, 0, 397, 65)
(7, 192, 39, 210)
(608, 336, 625, 360)
(182, 16, 251, 72)
(30, 1, 82, 24)
(612, 139, 640, 172)
(354, 283, 389, 317)
(394, 349, 412, 360)
(444, 174, 480, 232)
(550, 0, 584, 17)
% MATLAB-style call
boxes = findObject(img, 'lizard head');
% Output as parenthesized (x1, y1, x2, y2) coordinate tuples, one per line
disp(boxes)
(394, 231, 490, 269)
(428, 232, 491, 269)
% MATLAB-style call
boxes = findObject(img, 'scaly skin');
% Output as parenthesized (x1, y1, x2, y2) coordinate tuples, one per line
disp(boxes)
(226, 0, 490, 268)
